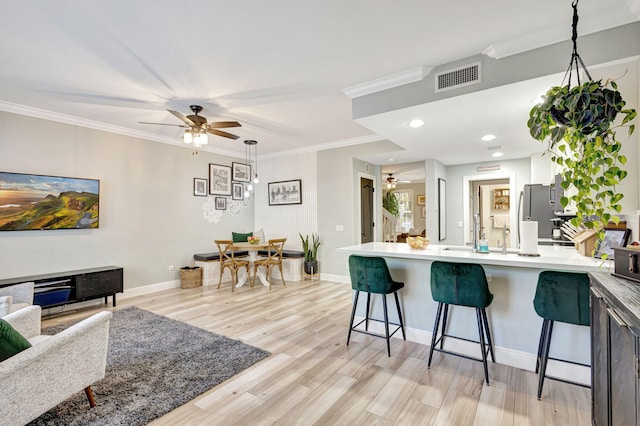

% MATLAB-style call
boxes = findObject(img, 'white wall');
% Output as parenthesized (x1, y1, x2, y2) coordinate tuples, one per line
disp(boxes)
(254, 152, 317, 251)
(0, 111, 252, 288)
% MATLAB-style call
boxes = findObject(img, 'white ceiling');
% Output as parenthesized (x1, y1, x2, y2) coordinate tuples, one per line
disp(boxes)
(0, 1, 638, 181)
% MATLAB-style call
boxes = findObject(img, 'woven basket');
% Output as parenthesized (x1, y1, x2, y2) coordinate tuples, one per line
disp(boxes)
(180, 266, 202, 288)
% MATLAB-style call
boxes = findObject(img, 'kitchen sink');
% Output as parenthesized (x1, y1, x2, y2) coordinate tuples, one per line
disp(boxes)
(442, 246, 520, 254)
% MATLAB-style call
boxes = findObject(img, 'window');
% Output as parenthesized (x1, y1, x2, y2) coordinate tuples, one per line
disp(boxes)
(395, 190, 413, 233)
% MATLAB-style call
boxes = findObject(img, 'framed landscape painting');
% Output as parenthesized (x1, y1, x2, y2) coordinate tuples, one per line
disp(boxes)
(209, 164, 232, 196)
(0, 171, 100, 231)
(268, 179, 302, 206)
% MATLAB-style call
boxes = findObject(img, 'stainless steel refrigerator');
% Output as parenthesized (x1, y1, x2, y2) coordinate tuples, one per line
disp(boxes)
(521, 184, 558, 240)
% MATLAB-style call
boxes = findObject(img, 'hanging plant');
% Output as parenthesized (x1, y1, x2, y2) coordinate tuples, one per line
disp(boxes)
(526, 0, 636, 256)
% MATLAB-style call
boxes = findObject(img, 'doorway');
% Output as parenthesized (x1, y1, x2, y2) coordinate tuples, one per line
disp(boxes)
(360, 176, 374, 243)
(463, 172, 517, 248)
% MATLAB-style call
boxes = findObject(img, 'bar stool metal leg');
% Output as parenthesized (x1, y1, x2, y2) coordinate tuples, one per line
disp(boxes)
(394, 292, 406, 340)
(365, 292, 371, 331)
(535, 319, 549, 374)
(440, 304, 450, 349)
(347, 290, 360, 346)
(428, 302, 444, 368)
(481, 308, 495, 362)
(382, 294, 391, 357)
(476, 308, 490, 385)
(537, 320, 554, 399)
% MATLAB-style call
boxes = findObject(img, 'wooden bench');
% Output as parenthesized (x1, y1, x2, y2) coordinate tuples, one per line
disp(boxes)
(194, 250, 304, 286)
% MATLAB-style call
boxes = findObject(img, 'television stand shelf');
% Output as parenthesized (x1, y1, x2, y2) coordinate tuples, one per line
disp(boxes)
(0, 266, 123, 310)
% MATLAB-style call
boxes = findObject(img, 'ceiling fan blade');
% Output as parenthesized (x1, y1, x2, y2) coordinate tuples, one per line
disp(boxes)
(206, 128, 240, 140)
(138, 121, 188, 128)
(206, 121, 242, 129)
(167, 109, 195, 126)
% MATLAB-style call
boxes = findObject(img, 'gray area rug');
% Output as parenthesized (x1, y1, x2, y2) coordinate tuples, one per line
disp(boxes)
(29, 306, 270, 426)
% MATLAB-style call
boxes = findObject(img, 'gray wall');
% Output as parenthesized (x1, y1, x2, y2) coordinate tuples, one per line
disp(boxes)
(0, 111, 252, 288)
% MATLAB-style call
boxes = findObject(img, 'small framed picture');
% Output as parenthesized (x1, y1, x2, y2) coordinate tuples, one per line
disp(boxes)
(232, 162, 251, 183)
(215, 197, 227, 210)
(232, 182, 244, 200)
(594, 228, 631, 259)
(268, 179, 302, 206)
(193, 178, 208, 196)
(209, 164, 232, 196)
(417, 194, 426, 206)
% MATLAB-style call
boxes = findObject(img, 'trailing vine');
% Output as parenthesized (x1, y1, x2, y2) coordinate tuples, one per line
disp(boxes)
(527, 79, 636, 248)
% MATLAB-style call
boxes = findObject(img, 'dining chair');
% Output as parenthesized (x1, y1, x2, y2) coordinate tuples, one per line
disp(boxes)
(214, 240, 250, 292)
(253, 238, 287, 289)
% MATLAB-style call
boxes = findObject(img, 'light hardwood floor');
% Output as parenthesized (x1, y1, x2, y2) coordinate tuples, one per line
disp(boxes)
(43, 278, 592, 425)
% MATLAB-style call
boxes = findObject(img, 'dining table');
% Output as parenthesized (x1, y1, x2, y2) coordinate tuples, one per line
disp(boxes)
(233, 241, 270, 288)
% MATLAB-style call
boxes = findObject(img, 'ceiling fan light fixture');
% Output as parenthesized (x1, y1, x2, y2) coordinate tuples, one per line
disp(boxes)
(194, 131, 208, 147)
(183, 129, 193, 144)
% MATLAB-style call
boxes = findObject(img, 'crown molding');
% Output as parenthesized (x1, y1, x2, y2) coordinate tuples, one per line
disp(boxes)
(0, 100, 245, 159)
(342, 66, 433, 99)
(259, 134, 385, 160)
(484, 8, 639, 59)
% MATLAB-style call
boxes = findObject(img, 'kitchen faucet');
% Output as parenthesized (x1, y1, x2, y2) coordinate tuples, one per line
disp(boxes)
(501, 224, 509, 255)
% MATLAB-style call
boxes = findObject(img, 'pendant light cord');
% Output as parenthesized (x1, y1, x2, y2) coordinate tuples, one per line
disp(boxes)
(562, 0, 592, 88)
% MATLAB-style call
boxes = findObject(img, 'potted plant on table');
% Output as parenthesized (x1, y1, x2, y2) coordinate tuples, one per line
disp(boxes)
(299, 232, 320, 275)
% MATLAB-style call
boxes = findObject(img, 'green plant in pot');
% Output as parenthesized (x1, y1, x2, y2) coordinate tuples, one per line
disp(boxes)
(528, 79, 635, 253)
(383, 190, 399, 218)
(526, 0, 636, 258)
(299, 232, 320, 275)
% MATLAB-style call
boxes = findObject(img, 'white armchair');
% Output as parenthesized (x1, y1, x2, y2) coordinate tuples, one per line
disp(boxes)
(0, 282, 34, 317)
(1, 306, 112, 426)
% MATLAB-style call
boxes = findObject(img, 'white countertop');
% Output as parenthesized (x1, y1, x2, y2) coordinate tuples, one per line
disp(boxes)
(337, 242, 606, 272)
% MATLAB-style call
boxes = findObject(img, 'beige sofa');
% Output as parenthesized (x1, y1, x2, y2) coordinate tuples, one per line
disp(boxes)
(1, 306, 112, 426)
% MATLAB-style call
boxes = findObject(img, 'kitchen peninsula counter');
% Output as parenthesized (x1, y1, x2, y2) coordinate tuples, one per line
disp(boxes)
(337, 242, 604, 382)
(337, 242, 603, 272)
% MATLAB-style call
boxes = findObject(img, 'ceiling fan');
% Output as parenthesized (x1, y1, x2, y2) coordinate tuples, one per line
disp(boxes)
(386, 174, 398, 189)
(139, 105, 242, 146)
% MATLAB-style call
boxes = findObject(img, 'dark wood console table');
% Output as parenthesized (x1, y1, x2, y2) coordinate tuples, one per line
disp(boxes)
(0, 266, 123, 309)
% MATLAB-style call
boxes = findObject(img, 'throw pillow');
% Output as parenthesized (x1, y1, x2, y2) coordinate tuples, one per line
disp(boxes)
(232, 231, 253, 243)
(253, 228, 265, 242)
(0, 318, 32, 362)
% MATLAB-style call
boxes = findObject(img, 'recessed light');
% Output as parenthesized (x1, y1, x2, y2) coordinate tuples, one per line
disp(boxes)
(492, 151, 504, 158)
(387, 158, 395, 162)
(408, 119, 424, 128)
(481, 134, 496, 141)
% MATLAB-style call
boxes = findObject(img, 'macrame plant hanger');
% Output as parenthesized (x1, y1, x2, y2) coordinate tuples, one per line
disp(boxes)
(561, 0, 593, 88)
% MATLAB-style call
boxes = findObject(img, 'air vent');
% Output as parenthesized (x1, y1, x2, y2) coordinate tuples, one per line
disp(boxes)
(435, 62, 481, 93)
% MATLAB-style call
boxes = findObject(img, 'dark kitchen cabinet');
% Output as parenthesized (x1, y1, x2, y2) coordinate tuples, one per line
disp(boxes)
(590, 271, 640, 426)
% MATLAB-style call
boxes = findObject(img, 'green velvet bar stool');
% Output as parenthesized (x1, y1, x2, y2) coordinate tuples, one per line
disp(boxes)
(347, 255, 406, 357)
(428, 261, 495, 385)
(533, 270, 590, 400)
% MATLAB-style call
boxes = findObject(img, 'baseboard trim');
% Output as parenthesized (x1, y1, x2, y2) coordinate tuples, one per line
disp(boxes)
(353, 315, 590, 385)
(120, 280, 180, 299)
